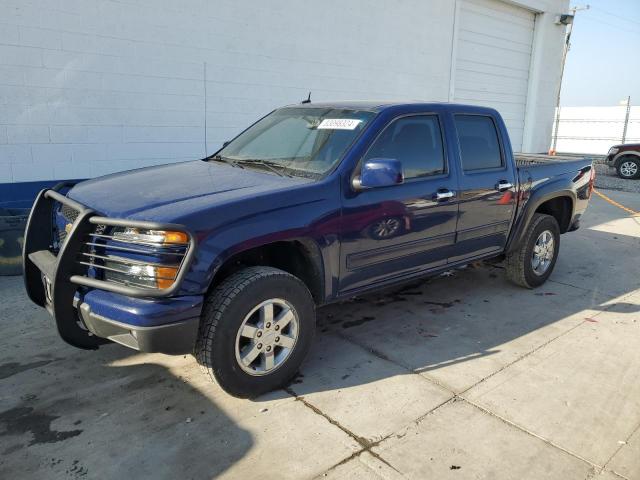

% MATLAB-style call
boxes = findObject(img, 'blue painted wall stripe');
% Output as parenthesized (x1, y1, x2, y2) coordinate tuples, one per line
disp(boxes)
(0, 180, 84, 209)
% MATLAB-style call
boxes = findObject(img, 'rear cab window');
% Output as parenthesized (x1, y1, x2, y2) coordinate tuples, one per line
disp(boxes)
(454, 115, 503, 171)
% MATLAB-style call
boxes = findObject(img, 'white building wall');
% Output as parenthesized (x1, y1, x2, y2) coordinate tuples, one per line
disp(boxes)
(520, 7, 568, 153)
(0, 0, 567, 188)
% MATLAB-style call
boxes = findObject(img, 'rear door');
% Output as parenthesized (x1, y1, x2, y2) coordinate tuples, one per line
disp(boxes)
(450, 113, 517, 262)
(339, 113, 459, 294)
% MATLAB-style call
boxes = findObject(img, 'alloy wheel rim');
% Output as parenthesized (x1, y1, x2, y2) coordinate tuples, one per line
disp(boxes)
(531, 230, 555, 275)
(620, 161, 638, 177)
(234, 298, 299, 376)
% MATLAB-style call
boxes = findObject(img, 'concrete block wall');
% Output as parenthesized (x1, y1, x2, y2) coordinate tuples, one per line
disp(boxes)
(0, 0, 569, 207)
(0, 0, 456, 191)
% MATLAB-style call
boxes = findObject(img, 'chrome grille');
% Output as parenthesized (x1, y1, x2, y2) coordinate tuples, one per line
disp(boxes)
(61, 204, 79, 223)
(54, 203, 80, 249)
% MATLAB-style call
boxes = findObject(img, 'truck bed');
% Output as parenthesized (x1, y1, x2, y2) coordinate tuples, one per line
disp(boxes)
(514, 153, 587, 166)
(515, 153, 593, 193)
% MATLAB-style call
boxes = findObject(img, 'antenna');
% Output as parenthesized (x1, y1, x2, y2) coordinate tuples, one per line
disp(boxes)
(301, 92, 311, 104)
(203, 61, 208, 156)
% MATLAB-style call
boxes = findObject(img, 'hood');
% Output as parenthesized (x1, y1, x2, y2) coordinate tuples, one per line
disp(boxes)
(67, 160, 312, 221)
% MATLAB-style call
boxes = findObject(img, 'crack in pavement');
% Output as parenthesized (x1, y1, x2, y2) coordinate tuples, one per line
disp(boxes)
(462, 396, 602, 470)
(601, 417, 640, 479)
(601, 470, 630, 480)
(457, 316, 592, 397)
(283, 387, 404, 476)
(316, 395, 457, 479)
(547, 277, 620, 297)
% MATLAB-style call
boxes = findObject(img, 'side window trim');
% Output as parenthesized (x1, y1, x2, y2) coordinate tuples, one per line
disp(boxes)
(454, 113, 505, 173)
(356, 112, 449, 183)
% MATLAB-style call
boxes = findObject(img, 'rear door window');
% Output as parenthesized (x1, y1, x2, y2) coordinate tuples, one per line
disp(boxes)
(454, 115, 503, 171)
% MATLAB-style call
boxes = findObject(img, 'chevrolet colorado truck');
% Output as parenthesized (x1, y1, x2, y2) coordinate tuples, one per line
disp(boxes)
(23, 102, 595, 397)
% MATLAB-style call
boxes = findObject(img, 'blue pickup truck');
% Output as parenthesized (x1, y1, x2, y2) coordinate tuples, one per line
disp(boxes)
(23, 102, 595, 397)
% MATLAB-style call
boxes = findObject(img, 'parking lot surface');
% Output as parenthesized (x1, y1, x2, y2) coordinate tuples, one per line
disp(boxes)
(1, 190, 639, 480)
(595, 163, 640, 194)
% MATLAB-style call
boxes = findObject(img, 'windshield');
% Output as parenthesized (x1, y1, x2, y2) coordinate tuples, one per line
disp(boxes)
(211, 107, 376, 177)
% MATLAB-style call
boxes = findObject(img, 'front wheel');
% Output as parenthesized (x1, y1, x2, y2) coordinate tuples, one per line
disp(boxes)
(195, 266, 315, 398)
(505, 213, 560, 288)
(616, 156, 640, 179)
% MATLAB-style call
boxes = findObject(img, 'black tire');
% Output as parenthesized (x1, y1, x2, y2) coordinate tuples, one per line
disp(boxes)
(505, 213, 560, 289)
(195, 266, 315, 398)
(616, 156, 640, 179)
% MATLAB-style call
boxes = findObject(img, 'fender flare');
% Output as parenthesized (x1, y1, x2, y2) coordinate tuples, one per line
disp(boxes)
(612, 150, 640, 167)
(205, 234, 329, 302)
(505, 182, 576, 255)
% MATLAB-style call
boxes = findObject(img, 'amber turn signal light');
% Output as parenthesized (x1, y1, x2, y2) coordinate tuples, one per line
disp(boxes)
(163, 231, 189, 244)
(156, 266, 178, 289)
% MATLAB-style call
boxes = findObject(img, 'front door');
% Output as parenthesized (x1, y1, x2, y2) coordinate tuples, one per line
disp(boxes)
(449, 114, 517, 262)
(339, 114, 459, 294)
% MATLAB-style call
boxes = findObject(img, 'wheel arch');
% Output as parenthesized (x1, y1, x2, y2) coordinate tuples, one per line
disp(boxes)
(207, 238, 326, 305)
(613, 151, 640, 167)
(534, 195, 573, 233)
(506, 187, 575, 255)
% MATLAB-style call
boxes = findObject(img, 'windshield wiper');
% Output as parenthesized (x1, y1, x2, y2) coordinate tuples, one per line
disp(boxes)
(234, 159, 292, 177)
(209, 154, 244, 169)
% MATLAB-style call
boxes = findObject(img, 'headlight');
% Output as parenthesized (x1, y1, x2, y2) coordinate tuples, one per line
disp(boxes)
(86, 226, 190, 291)
(608, 147, 619, 155)
(103, 260, 178, 289)
(112, 227, 189, 245)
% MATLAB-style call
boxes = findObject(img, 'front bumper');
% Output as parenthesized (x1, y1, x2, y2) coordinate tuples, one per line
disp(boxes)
(76, 299, 200, 354)
(22, 187, 201, 354)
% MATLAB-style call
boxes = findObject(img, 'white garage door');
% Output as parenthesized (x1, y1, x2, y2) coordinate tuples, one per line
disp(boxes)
(453, 0, 535, 152)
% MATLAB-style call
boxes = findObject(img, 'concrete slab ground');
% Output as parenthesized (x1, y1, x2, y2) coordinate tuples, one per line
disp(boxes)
(370, 400, 593, 479)
(466, 306, 640, 467)
(1, 190, 639, 479)
(609, 424, 640, 479)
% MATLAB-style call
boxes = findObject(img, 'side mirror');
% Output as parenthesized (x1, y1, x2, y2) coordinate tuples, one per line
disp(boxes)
(353, 158, 404, 191)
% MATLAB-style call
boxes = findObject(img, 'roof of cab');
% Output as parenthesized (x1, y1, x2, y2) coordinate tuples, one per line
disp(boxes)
(285, 100, 495, 114)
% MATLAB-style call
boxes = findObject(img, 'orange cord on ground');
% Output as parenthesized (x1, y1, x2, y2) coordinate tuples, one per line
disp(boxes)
(592, 189, 640, 217)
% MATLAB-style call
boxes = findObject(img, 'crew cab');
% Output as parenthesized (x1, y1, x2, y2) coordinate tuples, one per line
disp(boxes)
(23, 102, 595, 397)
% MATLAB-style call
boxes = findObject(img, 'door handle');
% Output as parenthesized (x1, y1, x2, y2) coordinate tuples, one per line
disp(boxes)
(495, 180, 513, 192)
(434, 189, 455, 201)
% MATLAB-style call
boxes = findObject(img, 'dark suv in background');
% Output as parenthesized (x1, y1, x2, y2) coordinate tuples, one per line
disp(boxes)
(606, 144, 640, 179)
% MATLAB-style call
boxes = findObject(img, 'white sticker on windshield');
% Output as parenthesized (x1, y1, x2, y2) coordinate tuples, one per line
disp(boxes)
(317, 118, 362, 130)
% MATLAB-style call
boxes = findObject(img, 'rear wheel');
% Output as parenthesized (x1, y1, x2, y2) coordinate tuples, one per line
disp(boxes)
(195, 266, 315, 398)
(505, 213, 560, 288)
(616, 156, 640, 179)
